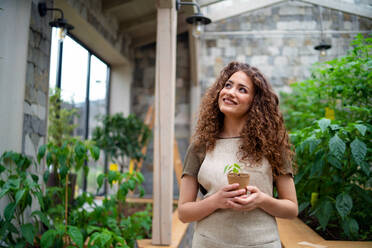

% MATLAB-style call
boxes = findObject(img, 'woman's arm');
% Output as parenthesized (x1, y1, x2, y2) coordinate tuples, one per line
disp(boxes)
(178, 175, 246, 223)
(230, 174, 298, 219)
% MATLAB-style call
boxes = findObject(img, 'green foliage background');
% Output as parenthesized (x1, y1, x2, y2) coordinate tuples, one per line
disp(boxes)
(280, 34, 372, 240)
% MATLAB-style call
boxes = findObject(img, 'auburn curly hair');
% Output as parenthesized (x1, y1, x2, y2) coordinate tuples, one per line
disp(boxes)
(193, 61, 294, 177)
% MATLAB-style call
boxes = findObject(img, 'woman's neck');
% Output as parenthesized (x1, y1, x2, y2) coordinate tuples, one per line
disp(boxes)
(220, 115, 247, 138)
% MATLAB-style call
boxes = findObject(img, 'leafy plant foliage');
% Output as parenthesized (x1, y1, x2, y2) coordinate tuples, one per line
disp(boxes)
(281, 34, 371, 240)
(92, 113, 151, 172)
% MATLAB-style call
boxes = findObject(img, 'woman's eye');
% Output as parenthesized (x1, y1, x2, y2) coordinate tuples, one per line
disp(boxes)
(239, 88, 247, 93)
(225, 83, 232, 88)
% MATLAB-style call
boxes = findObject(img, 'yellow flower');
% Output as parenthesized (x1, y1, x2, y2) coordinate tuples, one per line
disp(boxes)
(325, 107, 335, 120)
(109, 163, 119, 172)
(311, 192, 319, 207)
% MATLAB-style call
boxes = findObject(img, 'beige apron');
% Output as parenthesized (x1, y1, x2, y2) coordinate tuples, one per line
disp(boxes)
(193, 138, 281, 248)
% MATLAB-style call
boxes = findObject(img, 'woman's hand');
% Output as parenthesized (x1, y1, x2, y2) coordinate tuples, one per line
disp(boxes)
(211, 183, 247, 210)
(229, 185, 267, 211)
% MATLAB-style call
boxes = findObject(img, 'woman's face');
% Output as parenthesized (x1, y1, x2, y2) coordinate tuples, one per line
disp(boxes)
(218, 71, 255, 119)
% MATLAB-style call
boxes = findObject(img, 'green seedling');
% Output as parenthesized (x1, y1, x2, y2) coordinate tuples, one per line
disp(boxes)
(224, 163, 241, 174)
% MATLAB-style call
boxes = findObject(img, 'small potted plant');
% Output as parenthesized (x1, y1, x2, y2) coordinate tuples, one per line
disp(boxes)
(224, 163, 250, 190)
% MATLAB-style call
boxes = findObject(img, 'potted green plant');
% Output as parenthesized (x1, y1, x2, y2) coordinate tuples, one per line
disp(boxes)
(224, 163, 250, 190)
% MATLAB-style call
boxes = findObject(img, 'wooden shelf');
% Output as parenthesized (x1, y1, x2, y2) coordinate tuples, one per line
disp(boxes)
(277, 217, 372, 248)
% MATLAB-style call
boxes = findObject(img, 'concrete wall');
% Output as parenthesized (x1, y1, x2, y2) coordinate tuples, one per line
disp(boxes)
(110, 65, 133, 117)
(199, 1, 372, 95)
(22, 0, 54, 162)
(0, 0, 32, 154)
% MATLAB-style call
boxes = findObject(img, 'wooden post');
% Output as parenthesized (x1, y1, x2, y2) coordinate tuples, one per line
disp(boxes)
(152, 0, 177, 245)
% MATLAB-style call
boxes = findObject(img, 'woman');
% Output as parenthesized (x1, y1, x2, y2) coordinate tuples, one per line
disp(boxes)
(178, 61, 298, 248)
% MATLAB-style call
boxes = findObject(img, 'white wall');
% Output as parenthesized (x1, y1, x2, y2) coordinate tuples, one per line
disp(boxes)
(0, 0, 32, 216)
(110, 65, 133, 117)
(0, 0, 31, 154)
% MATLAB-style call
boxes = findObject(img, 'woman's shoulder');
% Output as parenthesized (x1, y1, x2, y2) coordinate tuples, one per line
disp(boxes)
(187, 141, 206, 161)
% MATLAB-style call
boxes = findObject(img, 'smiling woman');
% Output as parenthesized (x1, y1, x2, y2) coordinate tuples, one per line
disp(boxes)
(178, 61, 297, 248)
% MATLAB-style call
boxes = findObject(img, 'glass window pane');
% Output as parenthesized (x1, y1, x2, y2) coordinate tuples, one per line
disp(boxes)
(87, 55, 108, 194)
(60, 36, 88, 138)
(49, 28, 59, 89)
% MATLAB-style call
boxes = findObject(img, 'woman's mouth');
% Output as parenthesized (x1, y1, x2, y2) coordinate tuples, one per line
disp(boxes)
(223, 97, 237, 105)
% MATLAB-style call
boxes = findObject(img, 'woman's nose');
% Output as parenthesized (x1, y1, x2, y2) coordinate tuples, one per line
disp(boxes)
(226, 87, 236, 95)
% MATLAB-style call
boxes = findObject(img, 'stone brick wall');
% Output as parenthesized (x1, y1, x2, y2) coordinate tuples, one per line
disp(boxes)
(63, 0, 131, 59)
(199, 1, 372, 94)
(131, 33, 191, 197)
(22, 0, 53, 161)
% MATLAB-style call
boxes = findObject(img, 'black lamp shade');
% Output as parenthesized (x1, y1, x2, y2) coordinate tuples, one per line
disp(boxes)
(49, 18, 74, 31)
(186, 13, 211, 25)
(314, 42, 331, 51)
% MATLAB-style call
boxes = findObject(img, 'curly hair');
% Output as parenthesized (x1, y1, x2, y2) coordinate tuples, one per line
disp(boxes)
(193, 61, 294, 177)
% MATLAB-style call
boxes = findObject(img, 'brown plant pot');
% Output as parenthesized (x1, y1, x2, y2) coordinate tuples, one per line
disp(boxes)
(227, 173, 250, 190)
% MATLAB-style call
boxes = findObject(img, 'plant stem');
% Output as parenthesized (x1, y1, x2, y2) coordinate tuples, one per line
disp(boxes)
(65, 173, 68, 230)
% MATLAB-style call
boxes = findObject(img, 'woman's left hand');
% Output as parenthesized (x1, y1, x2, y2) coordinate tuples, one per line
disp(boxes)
(228, 186, 267, 211)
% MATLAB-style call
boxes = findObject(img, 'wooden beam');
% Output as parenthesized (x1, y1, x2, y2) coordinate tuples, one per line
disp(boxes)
(152, 4, 177, 246)
(202, 0, 286, 23)
(119, 12, 157, 32)
(298, 0, 372, 19)
(130, 13, 189, 48)
(156, 0, 174, 9)
(102, 0, 133, 12)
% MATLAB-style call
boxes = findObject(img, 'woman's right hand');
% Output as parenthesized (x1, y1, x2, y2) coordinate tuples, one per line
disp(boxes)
(211, 183, 246, 209)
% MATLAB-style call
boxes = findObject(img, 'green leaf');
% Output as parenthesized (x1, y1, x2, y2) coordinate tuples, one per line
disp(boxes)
(31, 174, 39, 183)
(327, 155, 342, 169)
(0, 187, 10, 199)
(360, 161, 370, 176)
(329, 135, 346, 160)
(87, 225, 101, 235)
(97, 174, 105, 189)
(21, 223, 35, 244)
(310, 152, 324, 177)
(350, 138, 367, 165)
(307, 137, 321, 154)
(15, 241, 26, 248)
(15, 189, 26, 205)
(41, 229, 57, 248)
(342, 217, 359, 239)
(318, 118, 331, 132)
(336, 193, 353, 220)
(43, 170, 50, 184)
(4, 202, 16, 221)
(314, 199, 333, 230)
(67, 226, 83, 248)
(299, 202, 310, 213)
(100, 232, 111, 245)
(354, 124, 367, 136)
(0, 164, 5, 174)
(31, 210, 50, 228)
(90, 146, 100, 161)
(37, 144, 47, 164)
